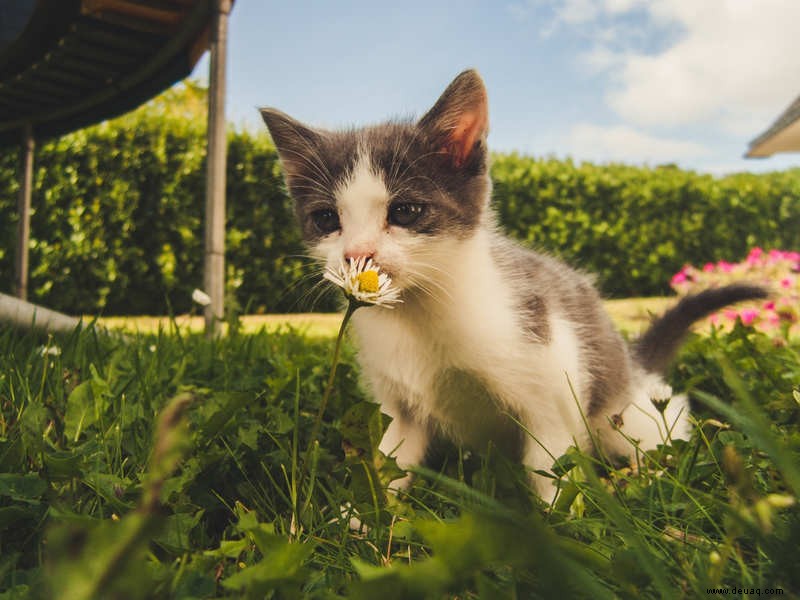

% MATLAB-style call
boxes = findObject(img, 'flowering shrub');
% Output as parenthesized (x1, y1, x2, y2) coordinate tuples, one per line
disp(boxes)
(670, 247, 799, 337)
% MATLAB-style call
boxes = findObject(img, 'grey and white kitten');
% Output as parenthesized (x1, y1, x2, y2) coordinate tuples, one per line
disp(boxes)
(261, 70, 765, 500)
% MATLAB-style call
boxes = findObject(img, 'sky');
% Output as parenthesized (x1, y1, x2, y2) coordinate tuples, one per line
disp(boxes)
(190, 0, 800, 175)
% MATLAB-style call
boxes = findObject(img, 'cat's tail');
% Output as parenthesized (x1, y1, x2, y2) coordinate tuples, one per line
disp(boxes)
(633, 284, 768, 374)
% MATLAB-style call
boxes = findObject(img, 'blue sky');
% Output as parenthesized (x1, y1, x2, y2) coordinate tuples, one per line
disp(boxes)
(191, 0, 800, 175)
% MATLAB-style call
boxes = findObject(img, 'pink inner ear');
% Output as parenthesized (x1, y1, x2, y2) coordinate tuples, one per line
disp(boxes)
(446, 109, 488, 168)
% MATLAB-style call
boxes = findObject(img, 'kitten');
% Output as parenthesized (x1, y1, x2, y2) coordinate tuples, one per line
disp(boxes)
(261, 70, 765, 500)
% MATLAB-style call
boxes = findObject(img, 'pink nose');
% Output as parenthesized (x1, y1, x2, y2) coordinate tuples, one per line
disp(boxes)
(344, 249, 375, 262)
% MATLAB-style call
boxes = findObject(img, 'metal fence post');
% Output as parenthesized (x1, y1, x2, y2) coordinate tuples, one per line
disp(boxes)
(15, 123, 34, 301)
(203, 0, 231, 336)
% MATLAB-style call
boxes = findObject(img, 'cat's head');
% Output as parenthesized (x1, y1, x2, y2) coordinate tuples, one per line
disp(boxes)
(261, 69, 490, 299)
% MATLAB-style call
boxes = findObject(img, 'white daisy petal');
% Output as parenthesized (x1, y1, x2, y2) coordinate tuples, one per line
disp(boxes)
(323, 257, 403, 308)
(192, 288, 212, 306)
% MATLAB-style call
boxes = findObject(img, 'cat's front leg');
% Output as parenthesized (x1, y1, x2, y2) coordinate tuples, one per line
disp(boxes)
(344, 381, 430, 531)
(379, 398, 430, 491)
(522, 427, 577, 505)
(363, 370, 431, 489)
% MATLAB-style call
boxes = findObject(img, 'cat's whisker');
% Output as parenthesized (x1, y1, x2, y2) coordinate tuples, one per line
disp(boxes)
(403, 278, 442, 304)
(396, 172, 449, 199)
(387, 128, 422, 190)
(287, 276, 336, 313)
(274, 272, 326, 311)
(281, 120, 335, 185)
(284, 253, 322, 262)
(279, 146, 334, 192)
(405, 255, 460, 282)
(285, 181, 333, 199)
(285, 168, 333, 190)
(278, 160, 334, 197)
(402, 268, 455, 303)
(306, 284, 338, 313)
(392, 148, 445, 187)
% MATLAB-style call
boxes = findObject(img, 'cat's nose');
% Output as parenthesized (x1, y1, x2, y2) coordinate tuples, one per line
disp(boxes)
(344, 248, 375, 262)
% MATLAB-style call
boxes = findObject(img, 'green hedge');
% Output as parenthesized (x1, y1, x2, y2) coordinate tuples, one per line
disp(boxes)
(0, 86, 318, 315)
(1, 85, 799, 315)
(491, 157, 800, 297)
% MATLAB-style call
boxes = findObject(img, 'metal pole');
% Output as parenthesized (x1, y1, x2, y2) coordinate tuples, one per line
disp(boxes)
(203, 0, 231, 336)
(0, 292, 81, 333)
(15, 123, 34, 301)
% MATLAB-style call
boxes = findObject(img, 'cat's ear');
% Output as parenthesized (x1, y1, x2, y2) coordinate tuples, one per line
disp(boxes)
(418, 69, 489, 169)
(260, 107, 322, 178)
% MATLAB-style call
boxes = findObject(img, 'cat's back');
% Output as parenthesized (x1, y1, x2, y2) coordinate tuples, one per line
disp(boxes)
(490, 231, 632, 405)
(489, 232, 609, 329)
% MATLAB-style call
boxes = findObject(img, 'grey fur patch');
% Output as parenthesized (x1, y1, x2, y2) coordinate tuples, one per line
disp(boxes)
(261, 116, 490, 241)
(365, 121, 489, 237)
(491, 233, 632, 417)
(519, 295, 550, 343)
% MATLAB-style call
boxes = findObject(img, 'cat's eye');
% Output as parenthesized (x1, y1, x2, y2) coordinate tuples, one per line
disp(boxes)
(388, 203, 425, 227)
(310, 208, 340, 234)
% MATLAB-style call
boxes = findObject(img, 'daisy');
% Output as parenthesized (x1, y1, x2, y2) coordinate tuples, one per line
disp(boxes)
(191, 288, 212, 307)
(323, 257, 402, 308)
(307, 257, 401, 463)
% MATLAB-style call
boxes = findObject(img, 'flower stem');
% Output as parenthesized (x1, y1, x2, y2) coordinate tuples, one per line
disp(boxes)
(306, 300, 357, 463)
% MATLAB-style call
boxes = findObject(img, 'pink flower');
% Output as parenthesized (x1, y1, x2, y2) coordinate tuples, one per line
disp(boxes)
(665, 248, 800, 339)
(739, 308, 759, 326)
(717, 261, 735, 273)
(769, 249, 800, 264)
(671, 271, 688, 285)
(746, 247, 764, 266)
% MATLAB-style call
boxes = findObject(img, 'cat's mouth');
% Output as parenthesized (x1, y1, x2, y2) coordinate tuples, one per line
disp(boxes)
(374, 264, 396, 280)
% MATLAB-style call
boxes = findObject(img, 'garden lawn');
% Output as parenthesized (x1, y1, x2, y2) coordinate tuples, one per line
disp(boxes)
(0, 316, 798, 598)
(94, 297, 683, 338)
(97, 312, 345, 338)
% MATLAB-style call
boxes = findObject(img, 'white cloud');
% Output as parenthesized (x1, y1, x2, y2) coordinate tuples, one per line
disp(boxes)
(577, 0, 800, 136)
(507, 0, 604, 31)
(506, 2, 533, 22)
(603, 0, 644, 13)
(556, 0, 602, 24)
(566, 122, 710, 164)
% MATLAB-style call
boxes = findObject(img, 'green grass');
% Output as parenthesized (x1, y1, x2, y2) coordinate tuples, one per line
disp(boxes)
(0, 317, 798, 598)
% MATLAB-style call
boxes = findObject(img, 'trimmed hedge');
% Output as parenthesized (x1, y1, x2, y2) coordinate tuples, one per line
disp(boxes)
(491, 157, 800, 297)
(0, 86, 316, 315)
(1, 86, 799, 315)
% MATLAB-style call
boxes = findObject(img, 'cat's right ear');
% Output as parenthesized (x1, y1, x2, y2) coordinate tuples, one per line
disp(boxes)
(260, 108, 321, 179)
(418, 69, 489, 170)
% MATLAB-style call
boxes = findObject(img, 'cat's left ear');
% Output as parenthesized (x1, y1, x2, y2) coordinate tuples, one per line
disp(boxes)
(418, 69, 489, 169)
(260, 107, 324, 181)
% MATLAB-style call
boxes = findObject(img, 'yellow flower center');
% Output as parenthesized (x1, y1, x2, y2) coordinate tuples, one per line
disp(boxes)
(357, 270, 379, 293)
